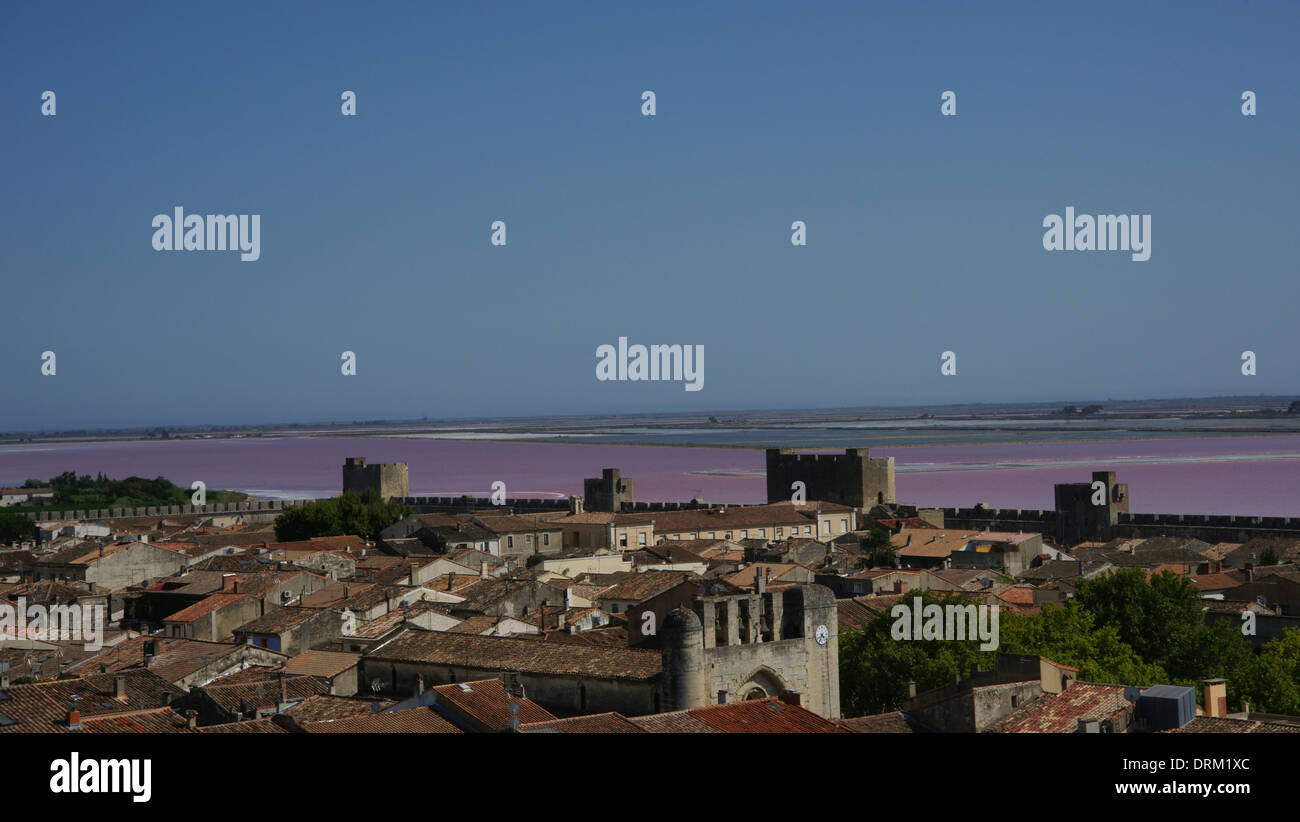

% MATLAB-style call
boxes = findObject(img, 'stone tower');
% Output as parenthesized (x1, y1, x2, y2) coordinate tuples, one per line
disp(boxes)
(1054, 470, 1130, 547)
(583, 468, 634, 512)
(342, 457, 409, 501)
(765, 447, 895, 508)
(659, 581, 841, 719)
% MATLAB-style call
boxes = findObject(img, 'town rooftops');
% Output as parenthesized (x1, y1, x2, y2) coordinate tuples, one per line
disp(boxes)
(630, 696, 847, 733)
(367, 629, 662, 681)
(838, 711, 930, 733)
(283, 649, 361, 679)
(520, 712, 647, 733)
(431, 677, 556, 730)
(296, 706, 463, 733)
(0, 669, 185, 733)
(198, 674, 328, 714)
(67, 636, 286, 684)
(162, 593, 252, 624)
(236, 606, 329, 635)
(596, 569, 696, 603)
(992, 682, 1133, 733)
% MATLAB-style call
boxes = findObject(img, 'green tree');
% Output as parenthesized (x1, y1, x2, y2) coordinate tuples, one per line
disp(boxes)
(1237, 629, 1300, 716)
(857, 522, 895, 569)
(1073, 567, 1201, 665)
(1259, 545, 1280, 567)
(997, 602, 1167, 686)
(0, 513, 37, 543)
(838, 592, 996, 716)
(273, 490, 409, 542)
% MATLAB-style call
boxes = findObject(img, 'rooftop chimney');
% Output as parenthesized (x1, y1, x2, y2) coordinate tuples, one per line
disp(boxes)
(778, 691, 802, 708)
(1203, 678, 1228, 718)
(114, 675, 126, 698)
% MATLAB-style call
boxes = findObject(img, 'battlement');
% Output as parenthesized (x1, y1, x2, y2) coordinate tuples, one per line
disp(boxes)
(766, 447, 895, 508)
(23, 498, 314, 523)
(342, 457, 409, 500)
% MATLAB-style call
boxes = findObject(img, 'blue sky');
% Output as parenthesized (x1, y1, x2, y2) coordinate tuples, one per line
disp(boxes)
(2, 1, 1297, 431)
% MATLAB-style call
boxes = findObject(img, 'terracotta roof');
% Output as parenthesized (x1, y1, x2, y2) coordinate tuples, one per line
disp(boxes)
(67, 637, 278, 685)
(236, 606, 328, 635)
(368, 630, 661, 680)
(0, 670, 185, 733)
(264, 536, 368, 554)
(431, 677, 556, 730)
(199, 674, 329, 714)
(297, 706, 464, 733)
(193, 717, 290, 733)
(1188, 573, 1244, 592)
(279, 694, 397, 722)
(596, 569, 695, 603)
(283, 650, 360, 679)
(520, 712, 646, 733)
(631, 697, 846, 733)
(993, 682, 1132, 733)
(162, 593, 253, 623)
(1167, 716, 1300, 734)
(838, 711, 929, 733)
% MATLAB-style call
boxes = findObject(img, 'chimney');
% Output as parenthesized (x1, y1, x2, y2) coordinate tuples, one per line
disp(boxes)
(778, 691, 802, 707)
(66, 709, 81, 729)
(415, 674, 424, 696)
(907, 680, 917, 698)
(481, 561, 488, 579)
(905, 534, 912, 547)
(114, 675, 126, 698)
(185, 709, 198, 729)
(755, 567, 766, 596)
(448, 572, 455, 590)
(1203, 679, 1227, 718)
(279, 673, 288, 706)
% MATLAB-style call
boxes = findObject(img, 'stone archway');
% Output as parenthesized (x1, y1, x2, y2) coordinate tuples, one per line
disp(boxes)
(738, 666, 788, 702)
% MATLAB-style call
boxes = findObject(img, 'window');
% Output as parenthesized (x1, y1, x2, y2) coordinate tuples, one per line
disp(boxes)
(758, 529, 765, 537)
(707, 532, 714, 539)
(525, 534, 533, 547)
(619, 534, 628, 547)
(776, 528, 783, 538)
(638, 532, 647, 546)
(725, 532, 733, 540)
(507, 535, 514, 549)
(543, 533, 550, 546)
(822, 521, 830, 534)
(804, 526, 812, 535)
(740, 530, 748, 539)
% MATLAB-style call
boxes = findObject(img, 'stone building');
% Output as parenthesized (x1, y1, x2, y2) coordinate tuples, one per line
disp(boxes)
(661, 578, 841, 719)
(1054, 470, 1130, 546)
(766, 448, 895, 508)
(342, 457, 409, 500)
(583, 468, 634, 512)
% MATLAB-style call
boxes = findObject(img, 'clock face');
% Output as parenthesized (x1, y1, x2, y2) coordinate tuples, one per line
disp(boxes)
(815, 624, 829, 645)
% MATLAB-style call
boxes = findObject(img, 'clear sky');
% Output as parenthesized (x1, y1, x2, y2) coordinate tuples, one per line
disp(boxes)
(2, 1, 1297, 431)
